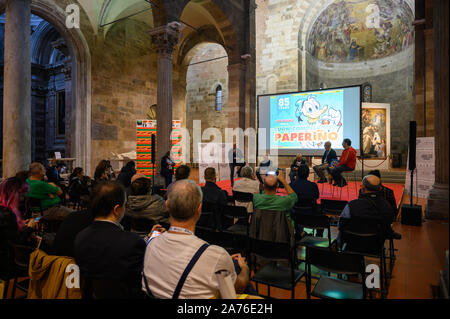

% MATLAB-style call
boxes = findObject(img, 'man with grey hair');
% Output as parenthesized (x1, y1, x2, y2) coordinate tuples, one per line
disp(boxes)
(232, 166, 261, 212)
(338, 174, 399, 242)
(142, 179, 251, 299)
(313, 141, 337, 183)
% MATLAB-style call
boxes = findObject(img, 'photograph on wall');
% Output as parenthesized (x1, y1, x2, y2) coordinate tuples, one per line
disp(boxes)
(361, 108, 387, 158)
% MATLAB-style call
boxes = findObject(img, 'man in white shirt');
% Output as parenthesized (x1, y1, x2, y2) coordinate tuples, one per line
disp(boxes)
(142, 179, 250, 299)
(232, 166, 261, 213)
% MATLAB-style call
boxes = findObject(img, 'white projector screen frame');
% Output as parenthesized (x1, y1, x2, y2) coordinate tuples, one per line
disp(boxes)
(257, 85, 362, 157)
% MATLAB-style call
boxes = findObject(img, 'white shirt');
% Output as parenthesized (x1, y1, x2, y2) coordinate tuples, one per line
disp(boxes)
(232, 177, 260, 213)
(142, 231, 237, 299)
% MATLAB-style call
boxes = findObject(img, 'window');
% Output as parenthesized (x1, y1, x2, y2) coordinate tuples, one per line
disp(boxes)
(215, 85, 222, 111)
(55, 90, 66, 136)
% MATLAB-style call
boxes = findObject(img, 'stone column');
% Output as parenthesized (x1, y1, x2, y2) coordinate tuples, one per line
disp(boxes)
(52, 39, 73, 158)
(426, 0, 449, 219)
(2, 0, 31, 178)
(227, 62, 246, 131)
(149, 22, 181, 170)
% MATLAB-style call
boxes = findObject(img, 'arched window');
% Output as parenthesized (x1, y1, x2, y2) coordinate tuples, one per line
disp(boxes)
(215, 85, 222, 111)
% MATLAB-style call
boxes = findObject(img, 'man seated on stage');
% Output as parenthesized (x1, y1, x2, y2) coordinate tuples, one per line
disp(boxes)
(289, 153, 308, 183)
(337, 174, 401, 245)
(201, 167, 228, 207)
(330, 138, 356, 187)
(228, 143, 246, 187)
(313, 141, 337, 183)
(253, 170, 297, 213)
(367, 169, 398, 219)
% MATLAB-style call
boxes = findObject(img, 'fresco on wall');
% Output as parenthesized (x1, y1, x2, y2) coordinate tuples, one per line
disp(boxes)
(362, 108, 387, 158)
(307, 0, 414, 63)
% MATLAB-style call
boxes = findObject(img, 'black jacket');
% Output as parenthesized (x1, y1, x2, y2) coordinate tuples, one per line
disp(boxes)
(322, 149, 337, 165)
(290, 158, 307, 170)
(74, 221, 146, 291)
(53, 209, 94, 257)
(116, 167, 136, 188)
(201, 181, 228, 207)
(348, 192, 395, 226)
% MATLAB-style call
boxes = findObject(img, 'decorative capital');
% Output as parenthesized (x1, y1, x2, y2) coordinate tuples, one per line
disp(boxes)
(148, 22, 182, 56)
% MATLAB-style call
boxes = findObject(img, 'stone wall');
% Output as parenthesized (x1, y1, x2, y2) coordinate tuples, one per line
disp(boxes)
(256, 0, 415, 167)
(89, 19, 158, 173)
(185, 43, 229, 159)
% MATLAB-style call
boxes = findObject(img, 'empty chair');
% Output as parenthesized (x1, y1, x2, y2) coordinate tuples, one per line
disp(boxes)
(305, 246, 368, 299)
(339, 217, 389, 298)
(249, 237, 304, 299)
(222, 205, 249, 236)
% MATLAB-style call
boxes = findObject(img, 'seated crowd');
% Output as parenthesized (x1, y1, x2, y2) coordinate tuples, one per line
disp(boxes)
(0, 151, 400, 299)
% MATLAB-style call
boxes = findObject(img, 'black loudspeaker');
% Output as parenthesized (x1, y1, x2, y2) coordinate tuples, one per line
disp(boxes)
(401, 204, 423, 226)
(151, 134, 156, 165)
(408, 121, 416, 171)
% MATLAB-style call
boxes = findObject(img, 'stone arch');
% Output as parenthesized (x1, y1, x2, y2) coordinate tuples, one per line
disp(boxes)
(30, 20, 61, 65)
(0, 0, 93, 174)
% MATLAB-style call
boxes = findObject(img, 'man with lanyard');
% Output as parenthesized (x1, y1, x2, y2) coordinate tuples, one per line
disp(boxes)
(142, 179, 251, 299)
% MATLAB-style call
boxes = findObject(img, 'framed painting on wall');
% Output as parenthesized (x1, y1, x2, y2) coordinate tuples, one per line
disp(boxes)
(361, 103, 390, 159)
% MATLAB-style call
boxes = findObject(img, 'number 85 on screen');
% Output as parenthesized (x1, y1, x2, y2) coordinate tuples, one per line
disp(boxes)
(278, 97, 289, 109)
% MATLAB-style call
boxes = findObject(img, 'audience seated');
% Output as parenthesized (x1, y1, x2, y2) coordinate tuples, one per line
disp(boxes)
(46, 160, 63, 184)
(0, 172, 41, 274)
(142, 179, 251, 299)
(126, 177, 169, 226)
(201, 167, 228, 207)
(290, 164, 319, 203)
(250, 171, 297, 245)
(53, 209, 94, 257)
(26, 162, 73, 221)
(93, 160, 114, 185)
(74, 182, 153, 298)
(68, 167, 90, 205)
(175, 165, 191, 181)
(368, 169, 398, 218)
(290, 164, 322, 237)
(253, 170, 298, 212)
(338, 175, 400, 244)
(116, 161, 137, 189)
(232, 166, 261, 213)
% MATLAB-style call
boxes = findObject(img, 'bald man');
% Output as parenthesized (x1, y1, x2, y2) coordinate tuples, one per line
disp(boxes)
(338, 174, 399, 243)
(253, 170, 298, 212)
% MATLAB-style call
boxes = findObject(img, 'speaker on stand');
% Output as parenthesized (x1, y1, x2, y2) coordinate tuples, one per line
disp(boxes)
(401, 121, 422, 226)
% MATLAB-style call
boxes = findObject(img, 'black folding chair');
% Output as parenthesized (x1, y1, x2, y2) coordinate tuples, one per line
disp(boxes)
(339, 217, 389, 298)
(10, 244, 34, 299)
(292, 210, 334, 267)
(232, 191, 254, 204)
(249, 237, 305, 299)
(222, 205, 249, 236)
(305, 246, 367, 299)
(320, 199, 348, 226)
(198, 202, 222, 231)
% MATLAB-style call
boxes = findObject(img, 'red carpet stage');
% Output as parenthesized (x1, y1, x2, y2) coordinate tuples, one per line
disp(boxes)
(201, 179, 404, 207)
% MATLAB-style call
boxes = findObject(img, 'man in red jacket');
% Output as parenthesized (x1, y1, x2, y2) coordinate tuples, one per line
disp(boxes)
(330, 138, 356, 187)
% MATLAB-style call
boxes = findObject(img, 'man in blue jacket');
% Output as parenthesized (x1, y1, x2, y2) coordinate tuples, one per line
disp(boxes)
(313, 141, 337, 183)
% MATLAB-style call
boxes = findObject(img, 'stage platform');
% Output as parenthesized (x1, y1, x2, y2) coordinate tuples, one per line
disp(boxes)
(202, 178, 404, 207)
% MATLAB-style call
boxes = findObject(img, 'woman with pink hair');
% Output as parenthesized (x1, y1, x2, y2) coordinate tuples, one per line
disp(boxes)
(0, 171, 30, 232)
